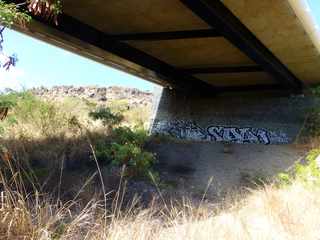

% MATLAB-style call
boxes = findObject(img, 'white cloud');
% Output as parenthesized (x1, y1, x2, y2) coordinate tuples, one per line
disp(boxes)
(0, 67, 26, 91)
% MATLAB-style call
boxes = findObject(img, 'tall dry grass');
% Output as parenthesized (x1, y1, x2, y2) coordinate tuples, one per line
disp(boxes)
(0, 151, 320, 240)
(1, 92, 320, 239)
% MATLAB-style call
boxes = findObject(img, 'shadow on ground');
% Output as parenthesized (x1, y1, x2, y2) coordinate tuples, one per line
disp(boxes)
(147, 139, 309, 197)
(0, 135, 310, 207)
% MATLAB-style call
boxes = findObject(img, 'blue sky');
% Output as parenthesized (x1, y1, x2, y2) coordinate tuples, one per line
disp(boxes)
(0, 29, 156, 91)
(0, 0, 320, 91)
(308, 0, 320, 24)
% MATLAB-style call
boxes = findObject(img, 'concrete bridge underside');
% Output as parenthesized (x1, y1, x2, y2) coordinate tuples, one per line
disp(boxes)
(7, 0, 320, 93)
(6, 0, 320, 143)
(7, 0, 320, 143)
(6, 0, 320, 191)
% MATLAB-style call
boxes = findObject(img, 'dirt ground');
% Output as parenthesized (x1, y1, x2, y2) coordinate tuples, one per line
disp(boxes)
(149, 141, 310, 197)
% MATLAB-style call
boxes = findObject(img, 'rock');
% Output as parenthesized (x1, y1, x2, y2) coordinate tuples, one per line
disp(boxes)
(30, 85, 153, 108)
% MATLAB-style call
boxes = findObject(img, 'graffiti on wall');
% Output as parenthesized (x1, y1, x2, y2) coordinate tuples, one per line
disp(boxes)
(152, 120, 289, 144)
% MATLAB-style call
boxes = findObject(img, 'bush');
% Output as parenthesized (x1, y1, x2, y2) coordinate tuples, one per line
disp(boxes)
(89, 107, 124, 127)
(111, 127, 148, 147)
(277, 149, 320, 187)
(0, 91, 25, 109)
(0, 91, 71, 137)
(93, 127, 156, 180)
(1, 91, 157, 182)
(299, 85, 320, 141)
(110, 143, 155, 178)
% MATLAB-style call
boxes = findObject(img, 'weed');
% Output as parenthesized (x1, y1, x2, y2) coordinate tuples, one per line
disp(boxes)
(277, 149, 320, 187)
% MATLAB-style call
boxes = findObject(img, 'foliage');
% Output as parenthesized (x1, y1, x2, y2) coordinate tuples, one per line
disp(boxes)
(0, 91, 69, 137)
(0, 91, 19, 108)
(311, 85, 320, 97)
(277, 149, 320, 187)
(1, 91, 156, 181)
(0, 0, 62, 70)
(27, 0, 62, 25)
(107, 99, 151, 129)
(297, 85, 320, 141)
(89, 107, 124, 127)
(0, 1, 62, 27)
(111, 126, 149, 147)
(0, 1, 31, 27)
(93, 127, 156, 180)
(302, 108, 320, 139)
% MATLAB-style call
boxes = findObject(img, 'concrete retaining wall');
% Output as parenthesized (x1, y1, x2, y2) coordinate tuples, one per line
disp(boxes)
(148, 87, 315, 192)
(151, 87, 315, 145)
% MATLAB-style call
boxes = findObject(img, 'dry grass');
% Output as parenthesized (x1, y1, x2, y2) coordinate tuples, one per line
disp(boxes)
(1, 92, 320, 239)
(0, 158, 320, 240)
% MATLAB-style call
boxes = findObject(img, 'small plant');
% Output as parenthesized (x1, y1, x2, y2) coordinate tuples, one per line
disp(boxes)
(277, 149, 320, 187)
(297, 85, 320, 142)
(110, 142, 156, 178)
(89, 107, 124, 127)
(93, 127, 157, 180)
(111, 126, 149, 147)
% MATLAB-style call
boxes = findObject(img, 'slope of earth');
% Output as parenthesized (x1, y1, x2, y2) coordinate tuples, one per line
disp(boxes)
(30, 85, 153, 108)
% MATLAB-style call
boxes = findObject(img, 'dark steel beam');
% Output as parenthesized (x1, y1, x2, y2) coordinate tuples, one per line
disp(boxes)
(181, 65, 264, 74)
(219, 84, 286, 93)
(180, 0, 304, 92)
(54, 15, 219, 93)
(55, 15, 220, 93)
(108, 29, 221, 41)
(4, 0, 219, 93)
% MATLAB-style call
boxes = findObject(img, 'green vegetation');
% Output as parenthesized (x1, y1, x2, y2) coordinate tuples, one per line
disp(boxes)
(0, 0, 62, 27)
(0, 1, 31, 27)
(2, 89, 320, 239)
(89, 107, 124, 127)
(295, 86, 320, 143)
(277, 149, 320, 187)
(0, 91, 156, 187)
(88, 105, 156, 180)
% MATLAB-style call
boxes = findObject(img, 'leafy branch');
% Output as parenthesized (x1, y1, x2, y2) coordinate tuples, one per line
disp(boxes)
(0, 1, 31, 27)
(28, 0, 62, 25)
(0, 0, 62, 70)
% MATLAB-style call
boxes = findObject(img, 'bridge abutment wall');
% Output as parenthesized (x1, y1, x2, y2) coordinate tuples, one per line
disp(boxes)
(148, 87, 317, 192)
(150, 87, 315, 145)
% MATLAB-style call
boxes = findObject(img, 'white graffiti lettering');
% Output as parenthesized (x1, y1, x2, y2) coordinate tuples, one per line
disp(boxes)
(152, 120, 289, 144)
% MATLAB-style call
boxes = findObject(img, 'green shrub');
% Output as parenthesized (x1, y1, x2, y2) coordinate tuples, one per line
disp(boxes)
(93, 127, 156, 180)
(299, 85, 320, 140)
(109, 142, 155, 178)
(302, 108, 320, 139)
(0, 91, 69, 137)
(0, 91, 21, 109)
(111, 127, 148, 146)
(277, 149, 320, 187)
(93, 139, 113, 165)
(89, 107, 124, 127)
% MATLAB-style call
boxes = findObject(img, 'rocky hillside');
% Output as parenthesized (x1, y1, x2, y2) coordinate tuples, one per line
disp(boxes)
(31, 86, 154, 107)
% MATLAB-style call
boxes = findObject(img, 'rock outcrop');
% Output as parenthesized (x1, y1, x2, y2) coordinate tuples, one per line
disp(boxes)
(31, 86, 153, 107)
